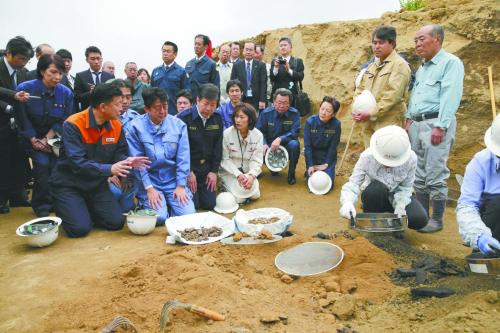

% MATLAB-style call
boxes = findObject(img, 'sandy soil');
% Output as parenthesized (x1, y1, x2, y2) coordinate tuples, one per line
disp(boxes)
(1, 155, 498, 332)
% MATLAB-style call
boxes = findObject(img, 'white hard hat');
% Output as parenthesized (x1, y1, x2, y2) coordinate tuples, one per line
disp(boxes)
(16, 216, 62, 247)
(229, 178, 259, 199)
(484, 115, 500, 156)
(308, 171, 332, 195)
(125, 209, 158, 235)
(214, 192, 239, 214)
(265, 145, 289, 172)
(370, 125, 411, 167)
(352, 90, 377, 115)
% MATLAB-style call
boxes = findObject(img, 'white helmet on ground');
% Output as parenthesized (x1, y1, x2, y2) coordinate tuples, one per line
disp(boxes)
(352, 90, 377, 115)
(485, 115, 500, 156)
(308, 171, 332, 195)
(214, 192, 239, 214)
(229, 178, 260, 199)
(370, 125, 411, 167)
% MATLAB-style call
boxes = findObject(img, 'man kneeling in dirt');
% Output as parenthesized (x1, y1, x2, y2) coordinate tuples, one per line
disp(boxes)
(49, 83, 149, 237)
(456, 116, 500, 255)
(339, 125, 427, 230)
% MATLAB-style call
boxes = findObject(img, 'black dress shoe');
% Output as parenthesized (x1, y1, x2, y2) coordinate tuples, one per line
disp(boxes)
(287, 174, 296, 185)
(0, 202, 10, 214)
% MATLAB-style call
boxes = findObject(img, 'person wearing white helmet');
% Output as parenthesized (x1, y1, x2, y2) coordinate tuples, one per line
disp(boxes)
(219, 103, 263, 203)
(339, 125, 427, 230)
(456, 116, 500, 255)
(352, 26, 411, 148)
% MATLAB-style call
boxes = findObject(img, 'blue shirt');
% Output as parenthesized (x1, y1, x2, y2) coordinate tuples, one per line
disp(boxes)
(303, 115, 341, 168)
(256, 106, 300, 145)
(458, 149, 500, 208)
(215, 102, 235, 129)
(126, 114, 190, 191)
(16, 79, 73, 139)
(151, 62, 188, 115)
(406, 49, 464, 129)
(118, 109, 139, 135)
(185, 55, 220, 100)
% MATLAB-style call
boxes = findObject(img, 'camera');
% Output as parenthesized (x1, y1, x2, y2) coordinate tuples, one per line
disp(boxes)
(278, 57, 287, 65)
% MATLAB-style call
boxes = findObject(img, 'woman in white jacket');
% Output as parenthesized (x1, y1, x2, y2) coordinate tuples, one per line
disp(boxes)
(219, 103, 263, 203)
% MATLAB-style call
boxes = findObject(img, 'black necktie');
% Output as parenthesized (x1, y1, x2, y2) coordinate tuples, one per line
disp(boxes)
(93, 72, 100, 85)
(11, 70, 17, 89)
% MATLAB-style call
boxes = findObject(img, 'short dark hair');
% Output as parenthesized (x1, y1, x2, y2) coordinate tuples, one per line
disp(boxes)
(176, 89, 193, 104)
(256, 45, 265, 53)
(278, 37, 292, 46)
(372, 26, 397, 44)
(85, 46, 102, 58)
(137, 68, 150, 79)
(195, 34, 210, 46)
(109, 78, 134, 95)
(5, 36, 34, 57)
(56, 48, 72, 60)
(35, 43, 52, 57)
(198, 83, 219, 101)
(163, 41, 178, 53)
(90, 83, 122, 108)
(226, 79, 243, 94)
(233, 103, 257, 130)
(124, 61, 136, 68)
(321, 96, 340, 113)
(230, 41, 240, 48)
(244, 41, 256, 50)
(430, 24, 445, 44)
(36, 54, 65, 80)
(273, 88, 293, 103)
(142, 87, 168, 108)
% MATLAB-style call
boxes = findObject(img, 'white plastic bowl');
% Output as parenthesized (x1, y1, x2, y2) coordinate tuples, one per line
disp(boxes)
(125, 211, 158, 235)
(16, 217, 62, 248)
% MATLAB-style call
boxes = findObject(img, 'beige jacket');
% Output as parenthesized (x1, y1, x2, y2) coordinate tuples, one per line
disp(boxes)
(354, 50, 411, 121)
(219, 126, 263, 179)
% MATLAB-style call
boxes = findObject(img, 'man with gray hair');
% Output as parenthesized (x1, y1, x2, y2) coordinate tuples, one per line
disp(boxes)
(405, 24, 464, 233)
(216, 44, 232, 105)
(102, 61, 115, 76)
(124, 61, 148, 113)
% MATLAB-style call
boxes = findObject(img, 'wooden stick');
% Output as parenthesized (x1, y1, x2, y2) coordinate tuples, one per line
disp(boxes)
(488, 66, 497, 119)
(337, 122, 356, 173)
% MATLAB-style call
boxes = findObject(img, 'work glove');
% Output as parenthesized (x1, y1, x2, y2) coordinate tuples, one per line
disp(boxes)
(477, 233, 500, 255)
(340, 202, 356, 219)
(394, 205, 407, 218)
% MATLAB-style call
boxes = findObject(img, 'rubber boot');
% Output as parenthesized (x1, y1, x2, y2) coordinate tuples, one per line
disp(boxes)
(418, 199, 446, 233)
(287, 166, 296, 185)
(415, 192, 430, 217)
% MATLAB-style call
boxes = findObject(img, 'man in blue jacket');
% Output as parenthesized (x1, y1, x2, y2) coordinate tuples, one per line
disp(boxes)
(151, 41, 188, 116)
(185, 34, 220, 100)
(256, 88, 300, 185)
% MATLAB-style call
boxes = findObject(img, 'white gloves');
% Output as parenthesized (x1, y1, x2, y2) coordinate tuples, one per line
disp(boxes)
(340, 202, 356, 219)
(394, 205, 407, 218)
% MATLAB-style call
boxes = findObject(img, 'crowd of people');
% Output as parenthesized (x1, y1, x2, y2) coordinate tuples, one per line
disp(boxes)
(0, 23, 498, 256)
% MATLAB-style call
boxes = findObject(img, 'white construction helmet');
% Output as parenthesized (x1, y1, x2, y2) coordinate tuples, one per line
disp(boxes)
(308, 171, 332, 195)
(230, 178, 259, 199)
(352, 90, 377, 115)
(214, 192, 239, 214)
(370, 125, 411, 167)
(265, 145, 289, 172)
(484, 115, 500, 156)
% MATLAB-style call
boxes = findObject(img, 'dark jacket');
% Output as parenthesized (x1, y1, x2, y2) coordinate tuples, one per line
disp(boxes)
(74, 69, 114, 112)
(269, 56, 304, 96)
(230, 59, 267, 103)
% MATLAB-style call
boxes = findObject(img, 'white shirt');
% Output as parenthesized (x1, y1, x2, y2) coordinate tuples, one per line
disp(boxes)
(272, 55, 293, 76)
(219, 126, 264, 178)
(66, 74, 75, 89)
(91, 70, 102, 84)
(197, 107, 208, 126)
(216, 61, 233, 104)
(340, 149, 417, 209)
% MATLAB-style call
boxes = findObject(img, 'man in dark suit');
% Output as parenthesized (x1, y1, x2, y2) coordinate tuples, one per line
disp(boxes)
(230, 41, 267, 112)
(270, 37, 304, 109)
(74, 46, 114, 111)
(0, 36, 34, 213)
(56, 49, 75, 91)
(27, 43, 54, 80)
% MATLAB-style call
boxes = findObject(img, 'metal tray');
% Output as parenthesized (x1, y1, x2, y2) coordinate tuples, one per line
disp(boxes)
(351, 213, 407, 233)
(465, 252, 500, 277)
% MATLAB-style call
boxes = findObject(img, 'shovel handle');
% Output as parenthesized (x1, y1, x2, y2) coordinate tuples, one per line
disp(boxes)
(349, 212, 356, 229)
(188, 305, 225, 321)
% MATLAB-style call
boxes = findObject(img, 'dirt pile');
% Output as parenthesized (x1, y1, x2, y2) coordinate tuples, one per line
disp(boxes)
(245, 0, 500, 174)
(46, 235, 398, 332)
